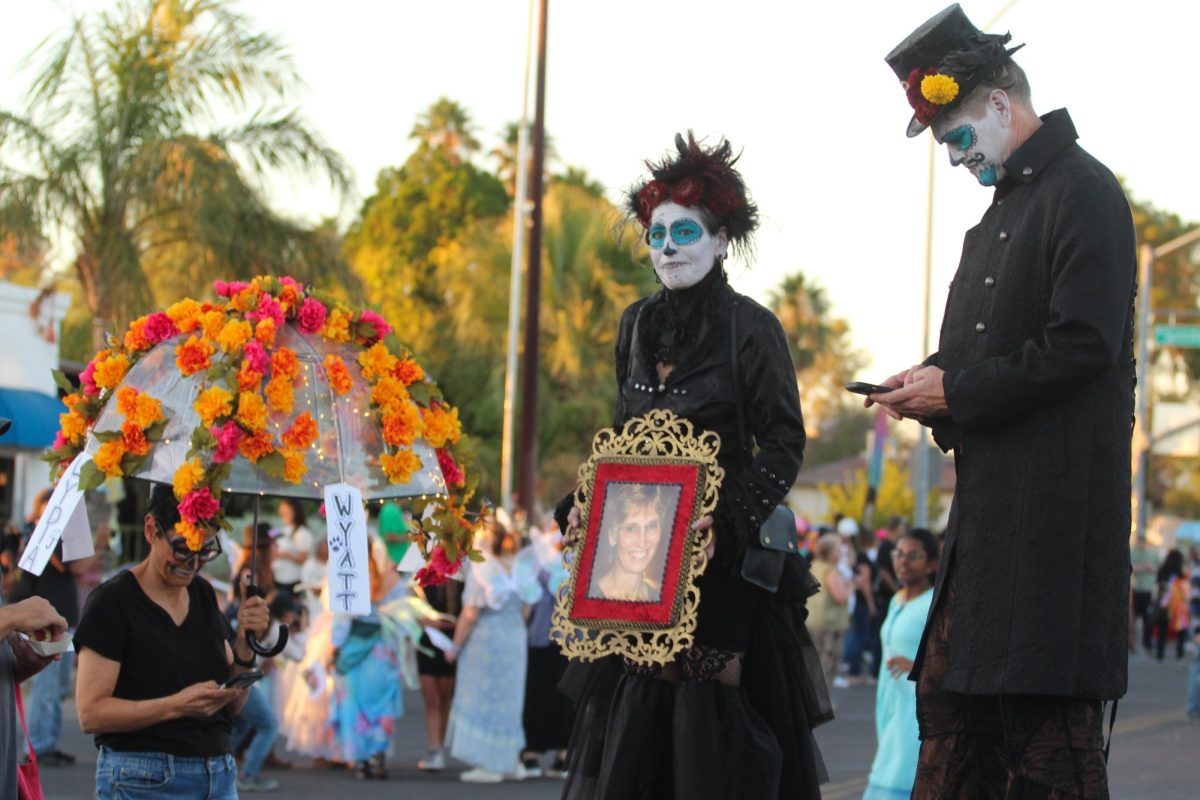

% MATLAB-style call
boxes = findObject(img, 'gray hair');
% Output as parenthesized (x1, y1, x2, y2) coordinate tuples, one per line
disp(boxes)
(960, 59, 1033, 112)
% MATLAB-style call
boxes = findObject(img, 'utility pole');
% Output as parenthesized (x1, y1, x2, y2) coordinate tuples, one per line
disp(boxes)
(516, 0, 547, 519)
(499, 0, 536, 512)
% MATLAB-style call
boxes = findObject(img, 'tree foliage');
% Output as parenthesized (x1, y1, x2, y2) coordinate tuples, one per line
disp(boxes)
(0, 0, 350, 349)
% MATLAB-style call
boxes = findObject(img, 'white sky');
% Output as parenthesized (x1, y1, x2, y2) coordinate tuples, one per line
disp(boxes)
(2, 0, 1198, 379)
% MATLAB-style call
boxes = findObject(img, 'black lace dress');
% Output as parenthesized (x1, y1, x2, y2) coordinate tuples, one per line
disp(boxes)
(557, 268, 832, 800)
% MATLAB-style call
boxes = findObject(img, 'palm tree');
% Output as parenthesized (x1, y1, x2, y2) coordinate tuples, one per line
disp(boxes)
(410, 98, 481, 165)
(0, 0, 350, 347)
(489, 121, 557, 197)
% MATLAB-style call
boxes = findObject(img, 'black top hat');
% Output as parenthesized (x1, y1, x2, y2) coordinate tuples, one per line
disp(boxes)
(885, 3, 1024, 137)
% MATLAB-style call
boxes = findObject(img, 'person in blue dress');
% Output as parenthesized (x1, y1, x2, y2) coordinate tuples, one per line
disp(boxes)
(864, 528, 938, 800)
(444, 514, 543, 783)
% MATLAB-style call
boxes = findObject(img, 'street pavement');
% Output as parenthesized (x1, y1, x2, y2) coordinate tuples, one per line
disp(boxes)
(37, 652, 1197, 798)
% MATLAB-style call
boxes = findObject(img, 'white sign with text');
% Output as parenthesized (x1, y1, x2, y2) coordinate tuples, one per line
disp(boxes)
(19, 455, 95, 575)
(323, 484, 372, 616)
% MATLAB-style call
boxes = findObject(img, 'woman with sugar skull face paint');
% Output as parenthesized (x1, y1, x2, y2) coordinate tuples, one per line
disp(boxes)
(555, 133, 830, 800)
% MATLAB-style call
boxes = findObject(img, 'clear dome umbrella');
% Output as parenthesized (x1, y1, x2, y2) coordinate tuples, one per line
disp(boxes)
(83, 324, 450, 654)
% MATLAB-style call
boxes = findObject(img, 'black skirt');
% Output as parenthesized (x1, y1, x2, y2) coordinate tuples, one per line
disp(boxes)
(416, 632, 456, 678)
(523, 644, 575, 752)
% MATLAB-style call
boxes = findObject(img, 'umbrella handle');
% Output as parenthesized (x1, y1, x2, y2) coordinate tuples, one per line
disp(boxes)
(247, 624, 289, 658)
(243, 583, 289, 658)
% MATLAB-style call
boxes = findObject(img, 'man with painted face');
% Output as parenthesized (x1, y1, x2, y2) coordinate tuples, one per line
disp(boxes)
(556, 133, 830, 800)
(870, 5, 1136, 797)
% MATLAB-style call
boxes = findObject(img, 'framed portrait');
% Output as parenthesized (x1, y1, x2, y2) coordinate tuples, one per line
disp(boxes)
(552, 410, 723, 665)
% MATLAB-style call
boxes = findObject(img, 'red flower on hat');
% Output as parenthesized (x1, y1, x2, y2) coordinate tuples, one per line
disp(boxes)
(905, 67, 941, 125)
(635, 181, 670, 226)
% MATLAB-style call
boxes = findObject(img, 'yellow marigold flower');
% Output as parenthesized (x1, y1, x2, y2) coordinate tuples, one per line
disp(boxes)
(131, 393, 163, 429)
(380, 449, 422, 485)
(59, 411, 88, 445)
(921, 73, 959, 105)
(278, 284, 300, 314)
(281, 448, 307, 484)
(357, 343, 397, 382)
(322, 309, 352, 343)
(236, 391, 268, 432)
(173, 458, 205, 499)
(421, 405, 462, 448)
(323, 355, 353, 395)
(370, 376, 409, 414)
(200, 310, 226, 341)
(381, 401, 424, 447)
(175, 335, 215, 377)
(63, 393, 83, 412)
(166, 299, 203, 333)
(124, 318, 150, 353)
(194, 385, 234, 427)
(229, 285, 260, 313)
(216, 319, 252, 354)
(239, 430, 274, 463)
(94, 439, 127, 478)
(254, 318, 276, 346)
(264, 374, 294, 414)
(93, 354, 130, 391)
(116, 386, 140, 418)
(174, 520, 206, 552)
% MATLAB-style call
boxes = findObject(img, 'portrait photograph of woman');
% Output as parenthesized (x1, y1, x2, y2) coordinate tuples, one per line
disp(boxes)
(587, 483, 680, 603)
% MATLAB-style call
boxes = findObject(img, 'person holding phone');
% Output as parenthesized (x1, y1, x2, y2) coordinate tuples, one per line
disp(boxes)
(74, 483, 270, 799)
(872, 6, 1136, 796)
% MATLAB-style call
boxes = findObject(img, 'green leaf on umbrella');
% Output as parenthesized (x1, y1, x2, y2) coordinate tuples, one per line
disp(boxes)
(256, 451, 286, 479)
(467, 549, 485, 563)
(93, 429, 123, 443)
(51, 369, 76, 394)
(208, 462, 232, 486)
(443, 539, 459, 564)
(78, 460, 105, 491)
(407, 382, 432, 405)
(144, 418, 169, 443)
(120, 453, 148, 474)
(186, 427, 217, 459)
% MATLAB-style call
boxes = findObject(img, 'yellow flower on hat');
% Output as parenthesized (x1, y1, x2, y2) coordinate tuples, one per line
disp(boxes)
(173, 458, 205, 499)
(921, 73, 959, 105)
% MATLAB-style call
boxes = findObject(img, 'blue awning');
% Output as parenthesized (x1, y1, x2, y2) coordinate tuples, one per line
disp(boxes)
(0, 387, 65, 449)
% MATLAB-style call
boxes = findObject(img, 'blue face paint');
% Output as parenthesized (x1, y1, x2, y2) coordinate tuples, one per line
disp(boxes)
(648, 224, 667, 250)
(670, 218, 704, 246)
(977, 165, 999, 186)
(943, 124, 977, 152)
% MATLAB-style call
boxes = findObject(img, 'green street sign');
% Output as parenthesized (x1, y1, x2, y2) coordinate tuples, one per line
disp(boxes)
(1154, 325, 1200, 348)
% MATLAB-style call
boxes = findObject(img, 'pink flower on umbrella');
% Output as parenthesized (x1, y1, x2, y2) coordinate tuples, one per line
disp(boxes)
(248, 293, 285, 328)
(355, 310, 392, 342)
(210, 420, 245, 464)
(297, 298, 328, 334)
(213, 280, 251, 298)
(52, 431, 68, 449)
(178, 487, 220, 523)
(243, 340, 270, 375)
(279, 276, 302, 289)
(436, 448, 465, 487)
(414, 545, 461, 586)
(80, 359, 100, 396)
(143, 312, 179, 344)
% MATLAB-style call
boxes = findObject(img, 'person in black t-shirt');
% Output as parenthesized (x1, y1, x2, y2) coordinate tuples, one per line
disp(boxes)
(74, 484, 269, 799)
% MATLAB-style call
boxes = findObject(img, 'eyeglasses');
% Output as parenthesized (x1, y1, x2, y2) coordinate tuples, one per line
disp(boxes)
(159, 528, 223, 564)
(891, 549, 927, 563)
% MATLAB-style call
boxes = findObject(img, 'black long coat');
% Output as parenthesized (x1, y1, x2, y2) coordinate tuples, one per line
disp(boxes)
(915, 110, 1136, 700)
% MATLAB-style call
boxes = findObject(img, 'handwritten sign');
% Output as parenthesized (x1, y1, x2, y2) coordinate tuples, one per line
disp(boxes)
(323, 484, 371, 616)
(19, 455, 95, 575)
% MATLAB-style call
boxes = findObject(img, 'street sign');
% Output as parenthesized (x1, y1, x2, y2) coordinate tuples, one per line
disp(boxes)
(1154, 325, 1200, 348)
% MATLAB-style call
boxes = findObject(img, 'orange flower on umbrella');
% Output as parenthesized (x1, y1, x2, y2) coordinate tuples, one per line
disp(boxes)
(382, 402, 424, 447)
(121, 421, 151, 457)
(323, 355, 352, 395)
(124, 318, 151, 353)
(238, 430, 274, 463)
(201, 310, 226, 341)
(116, 386, 140, 418)
(237, 365, 263, 392)
(166, 299, 203, 333)
(393, 358, 425, 386)
(175, 336, 215, 377)
(322, 309, 351, 343)
(281, 449, 307, 484)
(282, 412, 319, 451)
(271, 347, 300, 381)
(264, 374, 294, 414)
(173, 458, 205, 498)
(254, 318, 276, 346)
(217, 319, 252, 354)
(357, 342, 397, 382)
(59, 410, 87, 445)
(370, 376, 409, 414)
(421, 405, 462, 449)
(130, 393, 163, 429)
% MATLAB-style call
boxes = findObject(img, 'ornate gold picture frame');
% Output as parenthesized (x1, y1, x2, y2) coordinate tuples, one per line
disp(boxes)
(551, 410, 723, 665)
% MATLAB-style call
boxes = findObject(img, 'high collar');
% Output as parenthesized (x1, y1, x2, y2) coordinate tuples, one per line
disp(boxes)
(997, 109, 1077, 193)
(661, 262, 729, 309)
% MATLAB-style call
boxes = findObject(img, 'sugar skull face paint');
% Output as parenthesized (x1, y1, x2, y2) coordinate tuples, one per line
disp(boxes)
(647, 201, 727, 290)
(933, 97, 1013, 187)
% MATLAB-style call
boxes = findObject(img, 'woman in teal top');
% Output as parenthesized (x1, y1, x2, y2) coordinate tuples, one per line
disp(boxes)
(864, 528, 938, 800)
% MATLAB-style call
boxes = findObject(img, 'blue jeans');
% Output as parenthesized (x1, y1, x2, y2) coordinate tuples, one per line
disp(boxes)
(1187, 648, 1200, 716)
(29, 642, 74, 755)
(230, 685, 278, 778)
(843, 600, 874, 677)
(95, 748, 237, 799)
